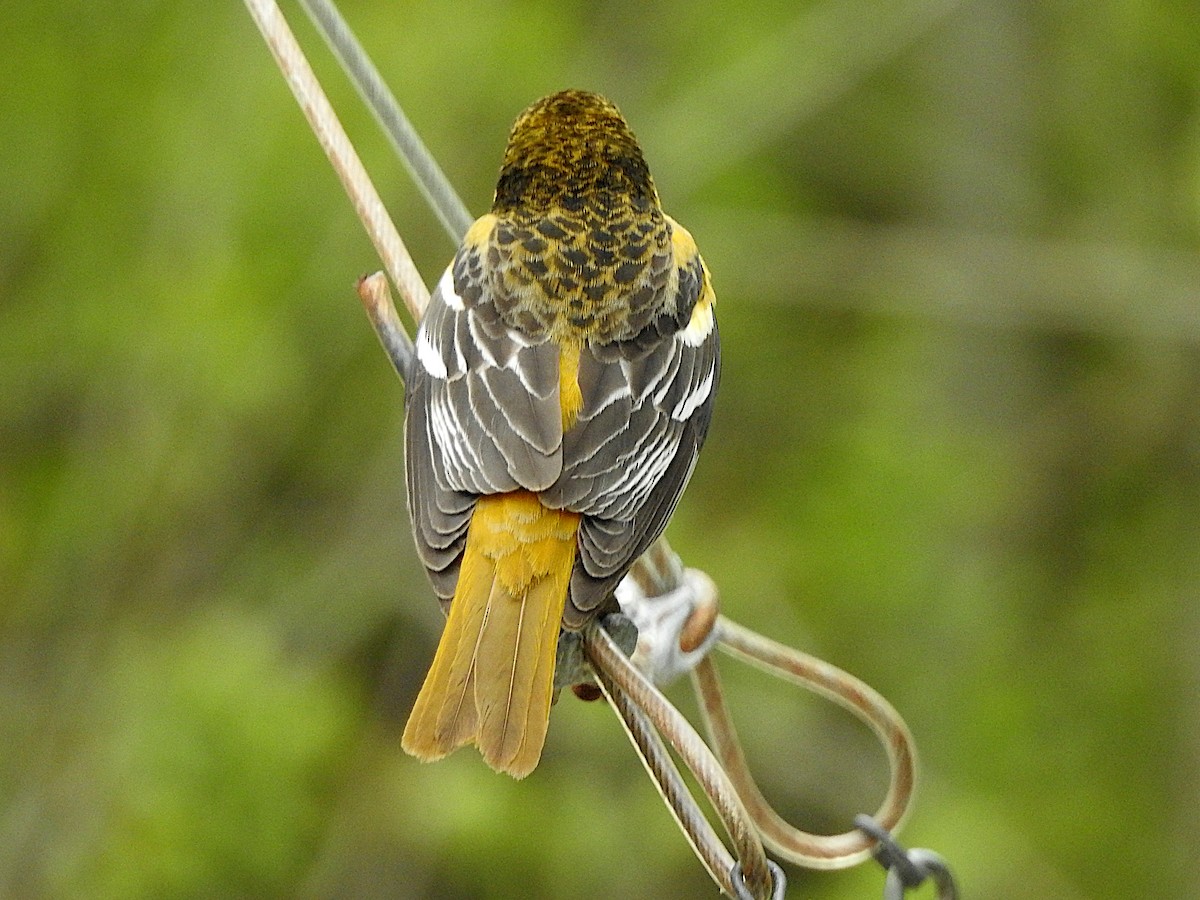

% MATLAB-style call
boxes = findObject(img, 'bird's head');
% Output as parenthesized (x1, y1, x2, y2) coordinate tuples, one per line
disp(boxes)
(492, 90, 659, 215)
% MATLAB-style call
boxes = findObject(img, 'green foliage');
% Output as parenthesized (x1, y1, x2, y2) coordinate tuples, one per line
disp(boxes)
(61, 614, 358, 898)
(2, 1, 1197, 898)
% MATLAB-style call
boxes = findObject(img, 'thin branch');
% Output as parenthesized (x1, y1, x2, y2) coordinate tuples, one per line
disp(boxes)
(592, 659, 735, 895)
(298, 0, 475, 242)
(583, 624, 775, 900)
(242, 0, 429, 323)
(356, 273, 413, 382)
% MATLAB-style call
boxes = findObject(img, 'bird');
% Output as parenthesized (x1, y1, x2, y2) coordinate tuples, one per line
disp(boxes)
(401, 89, 719, 778)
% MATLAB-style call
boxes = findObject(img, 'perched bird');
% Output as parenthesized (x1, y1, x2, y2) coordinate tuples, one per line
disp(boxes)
(402, 90, 719, 778)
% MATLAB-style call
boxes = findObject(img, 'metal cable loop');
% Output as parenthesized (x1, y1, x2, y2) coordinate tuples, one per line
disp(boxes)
(700, 617, 918, 869)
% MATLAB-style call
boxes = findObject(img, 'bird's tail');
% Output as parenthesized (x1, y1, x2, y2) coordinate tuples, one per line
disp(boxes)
(402, 491, 579, 778)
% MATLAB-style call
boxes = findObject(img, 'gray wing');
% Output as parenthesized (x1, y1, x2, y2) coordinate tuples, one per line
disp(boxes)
(541, 255, 720, 628)
(404, 257, 565, 603)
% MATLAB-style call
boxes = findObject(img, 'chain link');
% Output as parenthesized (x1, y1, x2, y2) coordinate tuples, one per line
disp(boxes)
(856, 815, 960, 900)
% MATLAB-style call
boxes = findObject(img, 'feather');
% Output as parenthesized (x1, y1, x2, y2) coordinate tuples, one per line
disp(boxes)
(400, 542, 488, 758)
(402, 491, 578, 778)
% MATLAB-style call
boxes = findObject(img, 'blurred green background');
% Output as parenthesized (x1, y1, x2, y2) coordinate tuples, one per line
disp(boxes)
(3, 1, 1197, 897)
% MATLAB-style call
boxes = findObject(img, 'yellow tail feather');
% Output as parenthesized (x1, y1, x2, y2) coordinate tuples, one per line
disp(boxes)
(402, 492, 579, 778)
